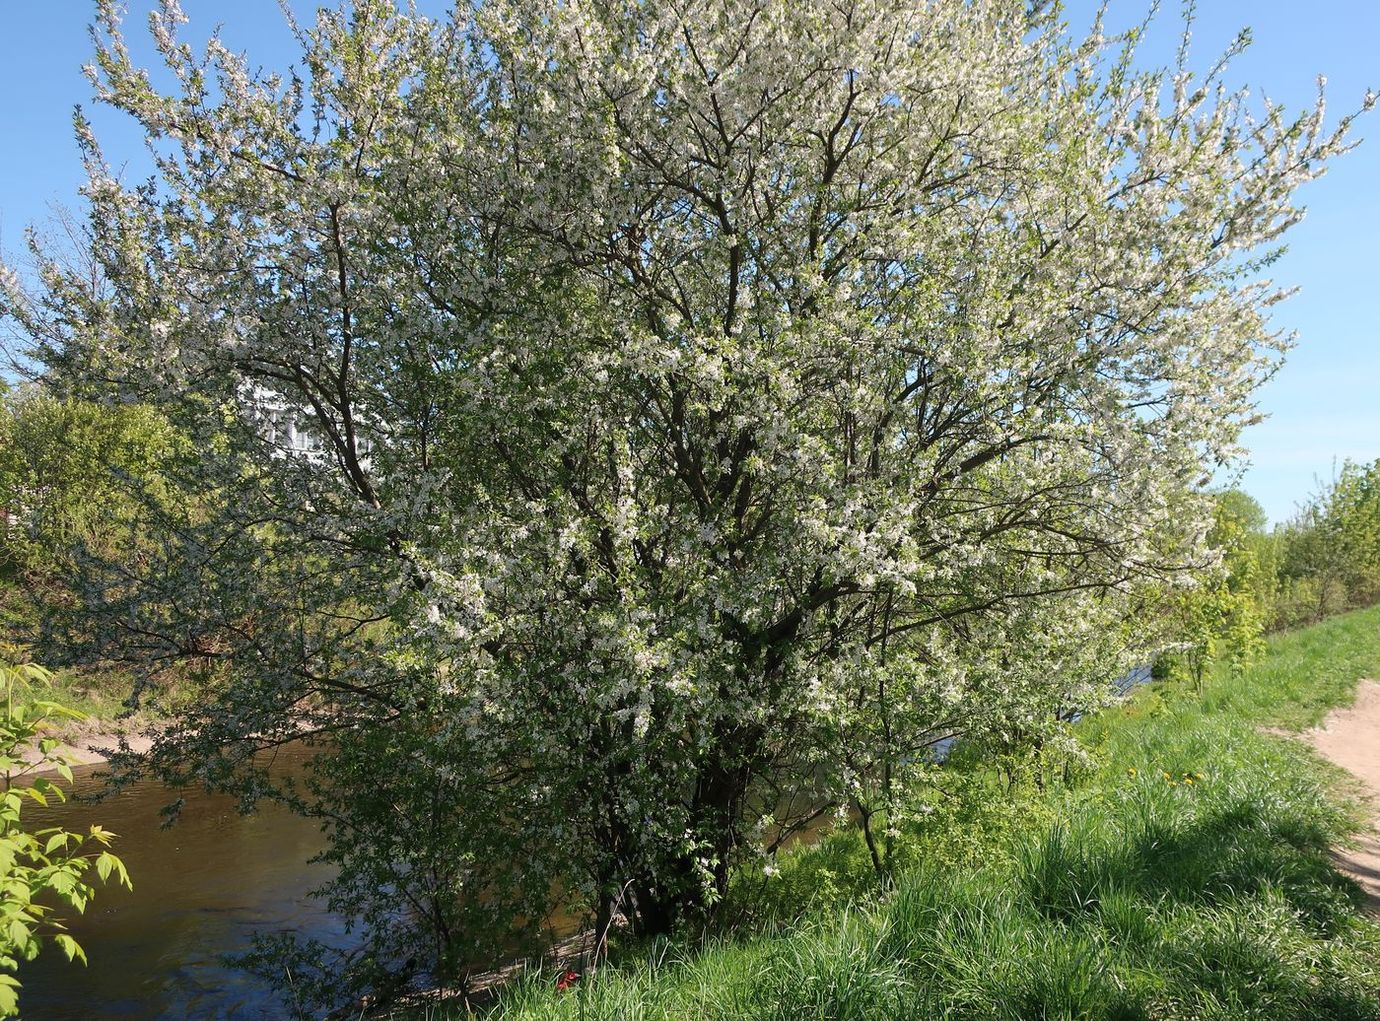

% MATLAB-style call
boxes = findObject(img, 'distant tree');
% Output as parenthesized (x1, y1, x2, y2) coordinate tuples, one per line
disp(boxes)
(0, 0, 1365, 1001)
(1276, 460, 1380, 622)
(1158, 490, 1268, 690)
(1214, 490, 1269, 538)
(0, 387, 175, 573)
(1324, 460, 1380, 607)
(0, 387, 180, 668)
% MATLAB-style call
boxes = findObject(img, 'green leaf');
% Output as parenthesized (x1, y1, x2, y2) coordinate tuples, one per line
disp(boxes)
(5, 919, 30, 952)
(32, 701, 84, 721)
(21, 788, 46, 809)
(54, 933, 86, 965)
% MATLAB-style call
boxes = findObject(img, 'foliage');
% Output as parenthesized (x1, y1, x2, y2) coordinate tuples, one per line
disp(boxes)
(0, 387, 175, 573)
(1152, 467, 1380, 663)
(0, 385, 181, 681)
(1, 0, 1369, 1003)
(238, 721, 577, 1010)
(1273, 460, 1380, 628)
(729, 756, 1059, 927)
(1158, 490, 1269, 689)
(0, 660, 130, 1019)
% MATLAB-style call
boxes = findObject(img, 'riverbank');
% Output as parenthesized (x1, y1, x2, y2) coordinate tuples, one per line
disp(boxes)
(18, 723, 154, 770)
(386, 606, 1380, 1019)
(11, 667, 172, 771)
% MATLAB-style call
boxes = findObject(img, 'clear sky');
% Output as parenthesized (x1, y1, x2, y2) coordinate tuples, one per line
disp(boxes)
(1, 1, 1376, 525)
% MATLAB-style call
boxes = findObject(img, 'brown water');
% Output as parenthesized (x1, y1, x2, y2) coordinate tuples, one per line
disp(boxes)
(16, 747, 347, 1020)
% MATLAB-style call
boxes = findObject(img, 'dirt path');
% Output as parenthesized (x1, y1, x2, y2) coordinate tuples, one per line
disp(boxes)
(1301, 679, 1380, 913)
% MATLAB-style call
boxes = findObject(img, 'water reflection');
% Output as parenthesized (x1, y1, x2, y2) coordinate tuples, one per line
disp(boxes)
(18, 746, 347, 1020)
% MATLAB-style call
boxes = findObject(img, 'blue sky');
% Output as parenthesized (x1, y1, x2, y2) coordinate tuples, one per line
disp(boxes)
(1, 1, 1376, 524)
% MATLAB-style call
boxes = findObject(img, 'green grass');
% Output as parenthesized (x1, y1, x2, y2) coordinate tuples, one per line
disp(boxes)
(1195, 606, 1380, 729)
(7, 665, 172, 751)
(42, 669, 139, 723)
(387, 606, 1380, 1020)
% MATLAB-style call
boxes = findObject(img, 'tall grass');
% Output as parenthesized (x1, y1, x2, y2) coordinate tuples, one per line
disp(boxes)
(389, 605, 1380, 1020)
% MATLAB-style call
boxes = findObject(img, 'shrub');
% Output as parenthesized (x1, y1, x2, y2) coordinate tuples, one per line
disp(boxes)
(0, 660, 129, 1018)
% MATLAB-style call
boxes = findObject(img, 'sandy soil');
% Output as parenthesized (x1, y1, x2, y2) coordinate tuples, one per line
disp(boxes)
(1300, 679, 1380, 914)
(16, 726, 155, 771)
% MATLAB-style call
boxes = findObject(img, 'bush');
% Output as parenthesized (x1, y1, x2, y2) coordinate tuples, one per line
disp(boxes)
(0, 660, 130, 1018)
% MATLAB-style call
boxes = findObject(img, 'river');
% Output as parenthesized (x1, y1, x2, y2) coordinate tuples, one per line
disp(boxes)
(17, 746, 348, 1021)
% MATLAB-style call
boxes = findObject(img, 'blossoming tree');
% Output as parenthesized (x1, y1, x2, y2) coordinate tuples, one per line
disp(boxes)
(2, 0, 1366, 998)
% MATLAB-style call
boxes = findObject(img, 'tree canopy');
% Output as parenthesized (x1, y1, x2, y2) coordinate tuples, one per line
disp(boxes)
(0, 0, 1365, 1002)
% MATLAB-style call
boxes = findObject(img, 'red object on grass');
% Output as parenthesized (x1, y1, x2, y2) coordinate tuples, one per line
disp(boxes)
(556, 969, 581, 993)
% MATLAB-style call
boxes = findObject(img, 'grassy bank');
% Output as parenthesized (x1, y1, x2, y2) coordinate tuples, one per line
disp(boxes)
(394, 608, 1380, 1018)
